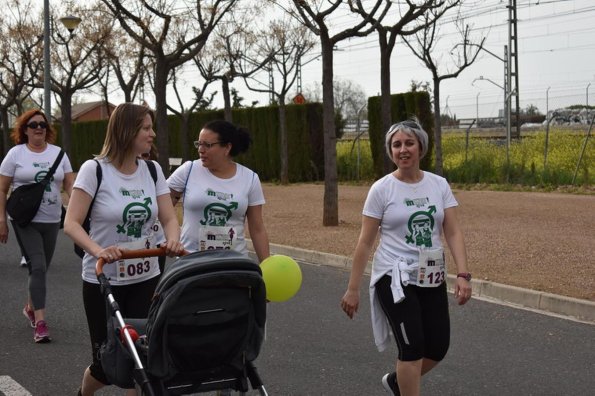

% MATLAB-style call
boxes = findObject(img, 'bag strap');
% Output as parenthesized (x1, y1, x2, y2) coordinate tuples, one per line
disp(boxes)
(182, 160, 193, 200)
(144, 159, 158, 185)
(42, 149, 65, 182)
(87, 159, 103, 219)
(179, 160, 193, 218)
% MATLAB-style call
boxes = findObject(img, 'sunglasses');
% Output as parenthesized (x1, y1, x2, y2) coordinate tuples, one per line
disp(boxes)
(194, 140, 223, 149)
(26, 121, 48, 130)
(387, 120, 421, 135)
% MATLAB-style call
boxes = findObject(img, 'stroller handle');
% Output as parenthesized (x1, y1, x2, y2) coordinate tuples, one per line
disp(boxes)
(95, 246, 189, 277)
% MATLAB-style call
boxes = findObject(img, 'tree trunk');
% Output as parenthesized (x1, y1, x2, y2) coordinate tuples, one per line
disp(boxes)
(278, 100, 289, 184)
(433, 77, 443, 175)
(154, 57, 171, 177)
(378, 31, 394, 175)
(60, 92, 73, 158)
(1, 107, 9, 155)
(222, 77, 232, 122)
(181, 113, 190, 162)
(321, 36, 338, 226)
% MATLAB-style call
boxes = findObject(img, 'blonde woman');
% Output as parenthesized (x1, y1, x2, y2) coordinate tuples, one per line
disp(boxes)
(64, 103, 184, 396)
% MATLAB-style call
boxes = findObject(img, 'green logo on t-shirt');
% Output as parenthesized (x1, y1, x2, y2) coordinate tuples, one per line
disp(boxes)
(200, 202, 238, 226)
(117, 197, 153, 238)
(405, 205, 436, 248)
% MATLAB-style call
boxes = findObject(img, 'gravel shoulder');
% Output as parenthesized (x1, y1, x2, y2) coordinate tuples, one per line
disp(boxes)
(258, 183, 595, 302)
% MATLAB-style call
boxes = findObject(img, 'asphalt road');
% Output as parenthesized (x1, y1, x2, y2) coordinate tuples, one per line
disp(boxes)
(1, 227, 594, 396)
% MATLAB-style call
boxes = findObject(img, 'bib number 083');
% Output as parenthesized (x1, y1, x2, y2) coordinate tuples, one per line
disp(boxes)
(127, 260, 151, 276)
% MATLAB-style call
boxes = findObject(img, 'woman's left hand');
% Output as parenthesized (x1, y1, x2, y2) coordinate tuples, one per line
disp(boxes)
(164, 240, 185, 257)
(454, 278, 472, 305)
(0, 220, 8, 244)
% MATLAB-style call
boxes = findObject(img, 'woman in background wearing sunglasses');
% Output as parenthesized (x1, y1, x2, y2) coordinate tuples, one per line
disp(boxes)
(167, 119, 270, 263)
(341, 118, 471, 396)
(0, 109, 74, 343)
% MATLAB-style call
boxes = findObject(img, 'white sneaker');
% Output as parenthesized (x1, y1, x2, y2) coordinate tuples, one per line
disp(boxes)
(20, 256, 27, 267)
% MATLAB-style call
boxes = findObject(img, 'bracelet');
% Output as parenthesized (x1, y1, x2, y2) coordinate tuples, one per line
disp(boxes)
(457, 272, 472, 281)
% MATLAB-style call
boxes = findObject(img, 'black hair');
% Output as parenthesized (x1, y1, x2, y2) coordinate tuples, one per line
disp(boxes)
(203, 119, 252, 157)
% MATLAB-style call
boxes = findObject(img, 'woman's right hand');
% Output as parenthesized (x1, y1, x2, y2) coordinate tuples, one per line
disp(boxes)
(97, 246, 122, 263)
(0, 220, 8, 244)
(341, 289, 360, 319)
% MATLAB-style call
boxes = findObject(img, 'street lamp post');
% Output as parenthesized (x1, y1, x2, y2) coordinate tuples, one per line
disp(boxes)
(43, 2, 81, 119)
(544, 86, 551, 169)
(587, 83, 591, 108)
(476, 92, 480, 127)
(472, 74, 515, 181)
(43, 0, 51, 118)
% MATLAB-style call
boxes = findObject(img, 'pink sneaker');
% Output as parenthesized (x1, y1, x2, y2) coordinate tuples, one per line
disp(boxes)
(22, 305, 35, 328)
(34, 320, 51, 343)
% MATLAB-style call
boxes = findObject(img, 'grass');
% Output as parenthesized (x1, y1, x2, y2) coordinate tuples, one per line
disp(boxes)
(337, 129, 594, 191)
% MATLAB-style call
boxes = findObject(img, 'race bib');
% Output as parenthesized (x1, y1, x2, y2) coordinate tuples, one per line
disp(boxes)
(198, 225, 236, 251)
(416, 247, 446, 287)
(116, 239, 158, 280)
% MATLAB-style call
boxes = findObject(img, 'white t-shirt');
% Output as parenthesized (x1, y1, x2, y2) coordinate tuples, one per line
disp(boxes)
(364, 171, 458, 279)
(167, 160, 265, 255)
(74, 158, 170, 285)
(0, 144, 72, 223)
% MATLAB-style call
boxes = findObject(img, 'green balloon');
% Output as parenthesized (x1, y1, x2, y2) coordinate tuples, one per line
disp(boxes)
(260, 255, 302, 302)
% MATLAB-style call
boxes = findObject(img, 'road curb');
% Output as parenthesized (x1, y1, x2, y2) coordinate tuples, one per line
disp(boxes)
(252, 242, 595, 325)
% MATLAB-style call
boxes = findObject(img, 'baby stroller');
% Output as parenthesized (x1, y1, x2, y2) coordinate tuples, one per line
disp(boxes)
(96, 247, 268, 395)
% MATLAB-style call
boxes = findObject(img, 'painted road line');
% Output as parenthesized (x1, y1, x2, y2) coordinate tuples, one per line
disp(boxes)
(0, 376, 32, 396)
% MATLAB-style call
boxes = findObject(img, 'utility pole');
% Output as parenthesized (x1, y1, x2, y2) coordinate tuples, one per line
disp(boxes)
(504, 45, 509, 131)
(268, 65, 275, 104)
(296, 57, 302, 94)
(508, 0, 520, 138)
(476, 92, 480, 127)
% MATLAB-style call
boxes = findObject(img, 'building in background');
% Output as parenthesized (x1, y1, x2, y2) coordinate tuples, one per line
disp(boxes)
(58, 101, 115, 122)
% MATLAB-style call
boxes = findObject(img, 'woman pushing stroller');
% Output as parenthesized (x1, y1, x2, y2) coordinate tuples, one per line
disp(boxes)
(64, 103, 184, 396)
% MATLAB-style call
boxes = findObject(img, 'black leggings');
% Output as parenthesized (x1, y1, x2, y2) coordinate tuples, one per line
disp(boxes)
(376, 275, 450, 362)
(82, 276, 159, 386)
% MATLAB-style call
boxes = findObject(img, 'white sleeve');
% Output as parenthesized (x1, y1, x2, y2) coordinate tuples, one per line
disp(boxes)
(62, 152, 74, 174)
(248, 170, 265, 206)
(73, 160, 99, 198)
(0, 146, 18, 177)
(166, 160, 193, 193)
(362, 179, 386, 220)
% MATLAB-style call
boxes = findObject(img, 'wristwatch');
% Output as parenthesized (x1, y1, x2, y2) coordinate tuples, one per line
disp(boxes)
(457, 272, 472, 281)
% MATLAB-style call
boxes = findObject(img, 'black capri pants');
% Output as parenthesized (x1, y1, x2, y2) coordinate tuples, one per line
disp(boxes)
(82, 276, 159, 386)
(376, 274, 450, 362)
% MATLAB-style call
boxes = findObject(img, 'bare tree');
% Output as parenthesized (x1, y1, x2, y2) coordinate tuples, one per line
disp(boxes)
(332, 78, 368, 122)
(285, 0, 388, 226)
(167, 69, 217, 162)
(302, 77, 367, 122)
(350, 0, 457, 172)
(0, 0, 41, 154)
(98, 18, 148, 105)
(244, 19, 315, 184)
(100, 0, 238, 175)
(195, 9, 275, 122)
(403, 10, 484, 175)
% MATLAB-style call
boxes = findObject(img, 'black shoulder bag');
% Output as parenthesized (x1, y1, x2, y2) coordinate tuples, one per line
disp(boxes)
(6, 150, 65, 227)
